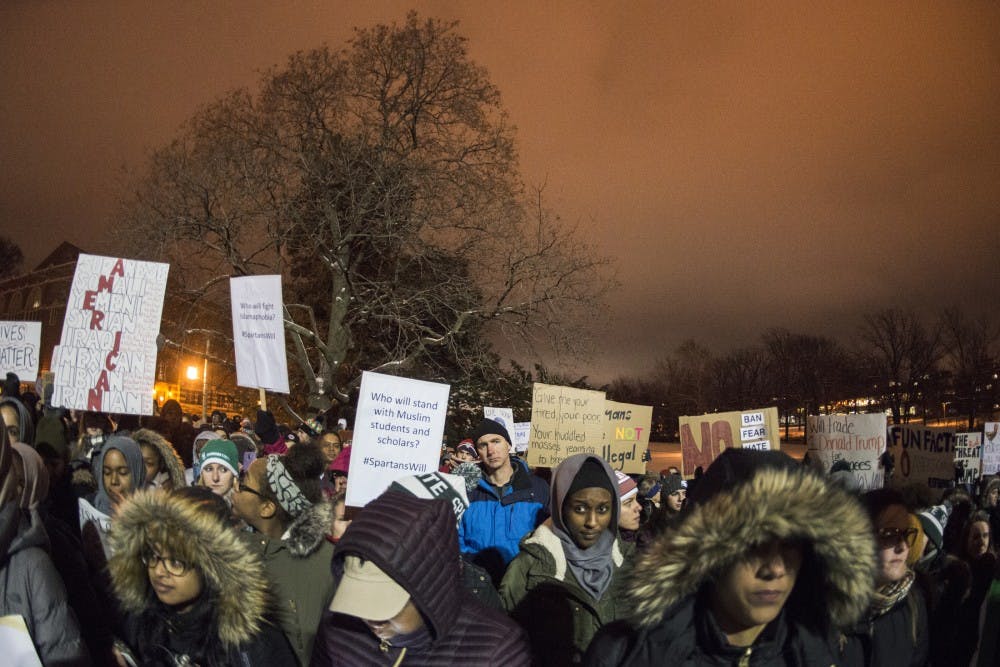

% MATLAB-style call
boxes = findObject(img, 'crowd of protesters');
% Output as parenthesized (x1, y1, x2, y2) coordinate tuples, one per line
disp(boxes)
(3, 370, 1000, 665)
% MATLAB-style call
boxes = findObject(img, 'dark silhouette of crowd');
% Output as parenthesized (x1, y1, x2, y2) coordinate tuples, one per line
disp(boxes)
(3, 372, 1000, 666)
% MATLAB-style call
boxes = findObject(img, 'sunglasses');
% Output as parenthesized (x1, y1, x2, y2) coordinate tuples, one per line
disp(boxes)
(876, 527, 918, 548)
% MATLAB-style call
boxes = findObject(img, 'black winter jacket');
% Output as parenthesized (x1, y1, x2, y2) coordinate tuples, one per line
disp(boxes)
(311, 491, 531, 666)
(841, 588, 929, 667)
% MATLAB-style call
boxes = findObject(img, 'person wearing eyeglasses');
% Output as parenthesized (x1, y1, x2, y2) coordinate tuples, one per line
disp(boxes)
(842, 488, 928, 667)
(107, 486, 296, 666)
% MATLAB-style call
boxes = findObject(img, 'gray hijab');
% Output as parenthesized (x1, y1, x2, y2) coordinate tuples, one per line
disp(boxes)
(550, 453, 619, 601)
(93, 436, 146, 514)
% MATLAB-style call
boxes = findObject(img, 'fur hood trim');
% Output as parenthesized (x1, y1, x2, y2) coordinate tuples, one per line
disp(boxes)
(108, 488, 270, 648)
(522, 519, 625, 581)
(628, 465, 875, 629)
(285, 499, 334, 558)
(132, 428, 187, 489)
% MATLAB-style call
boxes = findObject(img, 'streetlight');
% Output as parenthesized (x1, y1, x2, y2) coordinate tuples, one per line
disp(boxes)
(186, 366, 199, 381)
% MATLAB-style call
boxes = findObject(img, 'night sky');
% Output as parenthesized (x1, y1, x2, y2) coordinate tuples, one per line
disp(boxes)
(2, 2, 998, 382)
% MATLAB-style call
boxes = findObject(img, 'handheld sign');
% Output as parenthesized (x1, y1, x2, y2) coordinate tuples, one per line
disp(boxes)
(347, 371, 450, 508)
(887, 425, 956, 491)
(512, 421, 531, 453)
(984, 423, 1000, 475)
(807, 413, 887, 490)
(0, 321, 41, 382)
(230, 275, 290, 394)
(602, 400, 652, 473)
(679, 407, 780, 478)
(526, 383, 606, 468)
(954, 432, 982, 487)
(51, 254, 169, 415)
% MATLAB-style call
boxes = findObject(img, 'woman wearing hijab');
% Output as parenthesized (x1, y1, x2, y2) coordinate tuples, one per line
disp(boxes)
(500, 453, 634, 665)
(79, 435, 147, 566)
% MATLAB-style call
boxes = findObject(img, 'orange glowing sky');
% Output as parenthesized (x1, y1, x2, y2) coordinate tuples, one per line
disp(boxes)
(2, 2, 998, 379)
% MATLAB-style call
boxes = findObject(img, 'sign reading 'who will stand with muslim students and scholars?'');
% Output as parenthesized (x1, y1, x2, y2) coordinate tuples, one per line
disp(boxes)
(51, 254, 169, 416)
(348, 371, 451, 509)
(678, 407, 781, 478)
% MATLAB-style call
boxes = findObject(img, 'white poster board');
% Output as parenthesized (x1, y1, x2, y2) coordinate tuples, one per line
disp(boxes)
(984, 423, 1000, 475)
(347, 371, 451, 508)
(51, 254, 168, 415)
(887, 425, 956, 490)
(807, 413, 887, 490)
(230, 275, 290, 393)
(0, 321, 41, 382)
(484, 407, 515, 440)
(954, 432, 983, 486)
(512, 421, 531, 453)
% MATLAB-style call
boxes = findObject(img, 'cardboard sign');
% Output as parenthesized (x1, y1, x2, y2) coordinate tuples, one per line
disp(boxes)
(347, 371, 450, 508)
(984, 423, 1000, 475)
(526, 383, 605, 468)
(887, 425, 956, 489)
(0, 321, 41, 382)
(230, 275, 290, 393)
(512, 421, 531, 453)
(602, 400, 652, 473)
(954, 432, 983, 486)
(678, 407, 781, 478)
(807, 413, 887, 490)
(51, 254, 168, 415)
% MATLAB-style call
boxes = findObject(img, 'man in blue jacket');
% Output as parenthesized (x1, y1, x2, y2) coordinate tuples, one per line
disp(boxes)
(458, 418, 549, 585)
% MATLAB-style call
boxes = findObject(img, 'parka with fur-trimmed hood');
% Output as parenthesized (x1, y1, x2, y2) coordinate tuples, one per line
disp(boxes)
(131, 428, 186, 490)
(108, 488, 295, 666)
(584, 449, 876, 667)
(312, 490, 531, 665)
(501, 454, 635, 666)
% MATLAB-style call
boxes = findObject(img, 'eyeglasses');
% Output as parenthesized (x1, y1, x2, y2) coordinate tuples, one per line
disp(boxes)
(236, 475, 268, 501)
(141, 549, 190, 576)
(876, 527, 918, 548)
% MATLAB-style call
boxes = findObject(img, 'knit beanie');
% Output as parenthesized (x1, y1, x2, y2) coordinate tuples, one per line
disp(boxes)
(254, 409, 279, 444)
(662, 473, 685, 496)
(615, 470, 638, 500)
(470, 417, 511, 446)
(916, 502, 951, 564)
(566, 457, 615, 499)
(198, 439, 239, 476)
(687, 448, 799, 510)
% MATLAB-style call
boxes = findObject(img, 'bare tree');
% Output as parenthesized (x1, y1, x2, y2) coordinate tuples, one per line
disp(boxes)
(0, 236, 24, 280)
(116, 13, 611, 410)
(940, 308, 999, 430)
(711, 345, 770, 413)
(855, 309, 942, 425)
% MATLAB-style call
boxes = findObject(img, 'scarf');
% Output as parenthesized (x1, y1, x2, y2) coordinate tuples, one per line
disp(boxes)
(554, 525, 616, 602)
(869, 569, 915, 620)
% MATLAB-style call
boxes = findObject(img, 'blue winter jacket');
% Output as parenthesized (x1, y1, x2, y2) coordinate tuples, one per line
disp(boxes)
(458, 457, 550, 585)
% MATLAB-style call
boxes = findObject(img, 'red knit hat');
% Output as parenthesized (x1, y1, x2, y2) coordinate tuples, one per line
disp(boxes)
(615, 470, 638, 500)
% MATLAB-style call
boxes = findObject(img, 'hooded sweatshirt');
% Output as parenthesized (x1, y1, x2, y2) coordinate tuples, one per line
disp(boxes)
(500, 454, 633, 666)
(584, 448, 876, 667)
(0, 396, 34, 449)
(312, 490, 531, 665)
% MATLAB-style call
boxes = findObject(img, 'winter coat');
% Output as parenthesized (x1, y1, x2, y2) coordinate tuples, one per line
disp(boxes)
(0, 502, 89, 666)
(131, 428, 187, 490)
(501, 519, 634, 665)
(312, 490, 532, 666)
(244, 501, 336, 666)
(973, 578, 1000, 666)
(458, 456, 550, 584)
(108, 488, 296, 666)
(585, 455, 876, 667)
(841, 588, 928, 667)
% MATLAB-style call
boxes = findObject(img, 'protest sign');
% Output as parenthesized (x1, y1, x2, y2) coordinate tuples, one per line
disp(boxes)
(0, 321, 41, 382)
(51, 254, 168, 415)
(679, 407, 780, 478)
(512, 421, 531, 453)
(984, 423, 1000, 475)
(602, 400, 652, 473)
(954, 432, 983, 486)
(347, 371, 450, 508)
(526, 383, 605, 468)
(0, 615, 42, 667)
(887, 425, 956, 490)
(484, 407, 515, 439)
(807, 413, 886, 490)
(230, 275, 290, 394)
